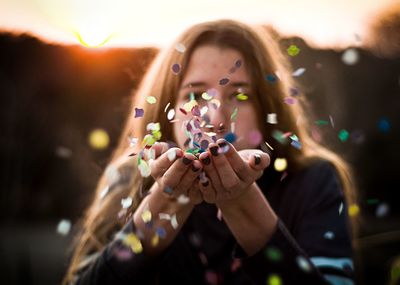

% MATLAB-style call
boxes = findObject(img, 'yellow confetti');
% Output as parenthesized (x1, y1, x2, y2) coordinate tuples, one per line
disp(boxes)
(141, 209, 152, 223)
(267, 274, 282, 285)
(274, 158, 287, 172)
(201, 92, 213, 100)
(348, 204, 360, 216)
(183, 100, 198, 112)
(151, 234, 159, 247)
(146, 96, 157, 104)
(88, 129, 109, 150)
(123, 233, 143, 254)
(236, 93, 248, 101)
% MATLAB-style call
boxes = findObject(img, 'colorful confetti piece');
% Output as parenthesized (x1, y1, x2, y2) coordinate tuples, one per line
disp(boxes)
(292, 67, 306, 77)
(296, 256, 312, 272)
(219, 78, 230, 85)
(56, 219, 71, 236)
(230, 107, 238, 120)
(175, 43, 186, 53)
(146, 96, 157, 104)
(267, 113, 277, 124)
(236, 93, 248, 101)
(224, 132, 237, 143)
(348, 204, 360, 216)
(287, 44, 300, 56)
(274, 158, 287, 172)
(284, 96, 297, 105)
(324, 231, 335, 240)
(172, 63, 181, 74)
(88, 129, 109, 150)
(338, 129, 349, 142)
(267, 274, 282, 285)
(123, 233, 143, 254)
(167, 109, 175, 120)
(121, 197, 133, 209)
(134, 108, 144, 118)
(342, 48, 359, 65)
(265, 246, 282, 262)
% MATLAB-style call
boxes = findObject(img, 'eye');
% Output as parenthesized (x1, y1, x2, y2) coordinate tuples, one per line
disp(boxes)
(186, 92, 202, 101)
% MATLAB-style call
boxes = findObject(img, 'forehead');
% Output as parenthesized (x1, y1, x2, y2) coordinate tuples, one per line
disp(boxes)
(182, 45, 249, 83)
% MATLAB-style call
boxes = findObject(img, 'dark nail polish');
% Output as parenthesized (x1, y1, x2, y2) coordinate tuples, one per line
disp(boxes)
(201, 156, 211, 165)
(192, 164, 200, 172)
(210, 146, 219, 156)
(218, 141, 227, 148)
(182, 156, 192, 165)
(254, 154, 261, 165)
(202, 180, 209, 187)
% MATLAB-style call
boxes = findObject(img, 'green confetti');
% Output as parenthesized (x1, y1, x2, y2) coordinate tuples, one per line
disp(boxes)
(230, 107, 238, 120)
(315, 120, 329, 125)
(267, 274, 282, 285)
(287, 45, 300, 56)
(265, 246, 282, 262)
(338, 129, 349, 142)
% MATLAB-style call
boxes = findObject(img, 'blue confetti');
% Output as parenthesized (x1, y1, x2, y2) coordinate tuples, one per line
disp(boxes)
(224, 132, 237, 143)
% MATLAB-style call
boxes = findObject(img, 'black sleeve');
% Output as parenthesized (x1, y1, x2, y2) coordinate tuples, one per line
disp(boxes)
(75, 221, 164, 285)
(233, 161, 354, 285)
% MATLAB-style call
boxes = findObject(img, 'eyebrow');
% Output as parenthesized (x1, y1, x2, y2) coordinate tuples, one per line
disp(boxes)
(180, 81, 251, 90)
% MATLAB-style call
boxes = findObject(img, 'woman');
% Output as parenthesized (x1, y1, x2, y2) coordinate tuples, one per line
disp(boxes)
(64, 19, 357, 284)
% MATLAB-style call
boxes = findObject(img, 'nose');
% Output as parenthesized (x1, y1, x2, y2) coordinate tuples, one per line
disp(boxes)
(206, 102, 230, 134)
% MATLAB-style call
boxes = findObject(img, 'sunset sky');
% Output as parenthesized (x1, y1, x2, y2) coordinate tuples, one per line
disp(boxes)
(0, 0, 396, 48)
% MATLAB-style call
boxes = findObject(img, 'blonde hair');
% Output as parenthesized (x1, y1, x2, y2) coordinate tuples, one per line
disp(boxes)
(63, 19, 357, 284)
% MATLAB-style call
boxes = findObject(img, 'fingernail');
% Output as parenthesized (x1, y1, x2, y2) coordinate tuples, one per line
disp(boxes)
(182, 156, 192, 165)
(254, 154, 261, 165)
(210, 146, 219, 156)
(201, 155, 211, 165)
(217, 140, 227, 148)
(192, 164, 200, 172)
(202, 180, 209, 187)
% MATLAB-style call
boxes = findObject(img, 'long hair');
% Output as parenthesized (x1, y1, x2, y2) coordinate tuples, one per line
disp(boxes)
(63, 19, 357, 284)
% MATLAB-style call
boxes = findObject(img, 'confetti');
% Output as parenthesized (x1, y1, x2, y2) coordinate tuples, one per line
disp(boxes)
(159, 213, 171, 220)
(267, 274, 282, 285)
(296, 256, 312, 272)
(265, 74, 277, 83)
(134, 108, 144, 118)
(265, 246, 282, 262)
(164, 102, 171, 112)
(339, 202, 344, 215)
(155, 227, 167, 238)
(164, 186, 173, 195)
(378, 118, 390, 133)
(338, 129, 349, 142)
(329, 115, 335, 128)
(170, 214, 178, 229)
(292, 67, 306, 77)
(123, 233, 143, 254)
(324, 231, 335, 240)
(138, 159, 151, 177)
(55, 146, 72, 159)
(99, 186, 110, 199)
(376, 203, 390, 218)
(236, 93, 248, 101)
(167, 109, 175, 120)
(287, 44, 300, 56)
(315, 120, 329, 125)
(235, 59, 242, 68)
(121, 197, 133, 209)
(209, 98, 221, 110)
(247, 130, 262, 146)
(230, 107, 238, 120)
(289, 87, 300, 96)
(177, 194, 190, 204)
(88, 129, 109, 150)
(146, 96, 157, 104)
(342, 48, 359, 65)
(141, 209, 152, 223)
(56, 219, 71, 236)
(224, 132, 237, 143)
(175, 43, 186, 53)
(284, 96, 297, 105)
(219, 78, 230, 85)
(201, 92, 213, 101)
(167, 149, 177, 161)
(171, 63, 181, 74)
(290, 140, 302, 150)
(128, 136, 138, 147)
(348, 204, 360, 216)
(267, 113, 277, 124)
(274, 158, 287, 172)
(272, 130, 287, 144)
(151, 234, 159, 247)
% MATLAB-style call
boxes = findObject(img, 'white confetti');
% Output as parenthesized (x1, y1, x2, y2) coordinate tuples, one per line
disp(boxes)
(292, 67, 306, 77)
(121, 197, 133, 209)
(55, 146, 72, 158)
(57, 219, 71, 236)
(167, 149, 177, 161)
(167, 109, 175, 120)
(296, 256, 312, 272)
(342, 48, 359, 65)
(177, 194, 190, 205)
(339, 202, 344, 215)
(175, 43, 186, 53)
(267, 113, 278, 124)
(99, 185, 110, 199)
(376, 203, 390, 218)
(171, 214, 178, 229)
(324, 231, 335, 240)
(159, 213, 171, 220)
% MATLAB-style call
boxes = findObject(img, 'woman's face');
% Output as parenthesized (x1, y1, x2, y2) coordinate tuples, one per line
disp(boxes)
(173, 45, 261, 151)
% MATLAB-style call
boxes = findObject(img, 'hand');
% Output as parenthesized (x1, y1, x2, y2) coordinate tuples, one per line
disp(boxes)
(148, 143, 204, 205)
(197, 139, 270, 204)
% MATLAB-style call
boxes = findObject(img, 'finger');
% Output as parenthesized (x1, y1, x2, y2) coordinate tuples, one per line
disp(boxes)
(174, 159, 203, 196)
(199, 151, 223, 190)
(207, 142, 241, 191)
(150, 147, 184, 178)
(186, 179, 203, 205)
(215, 139, 253, 181)
(150, 142, 170, 159)
(160, 153, 195, 194)
(198, 174, 216, 203)
(246, 151, 270, 170)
